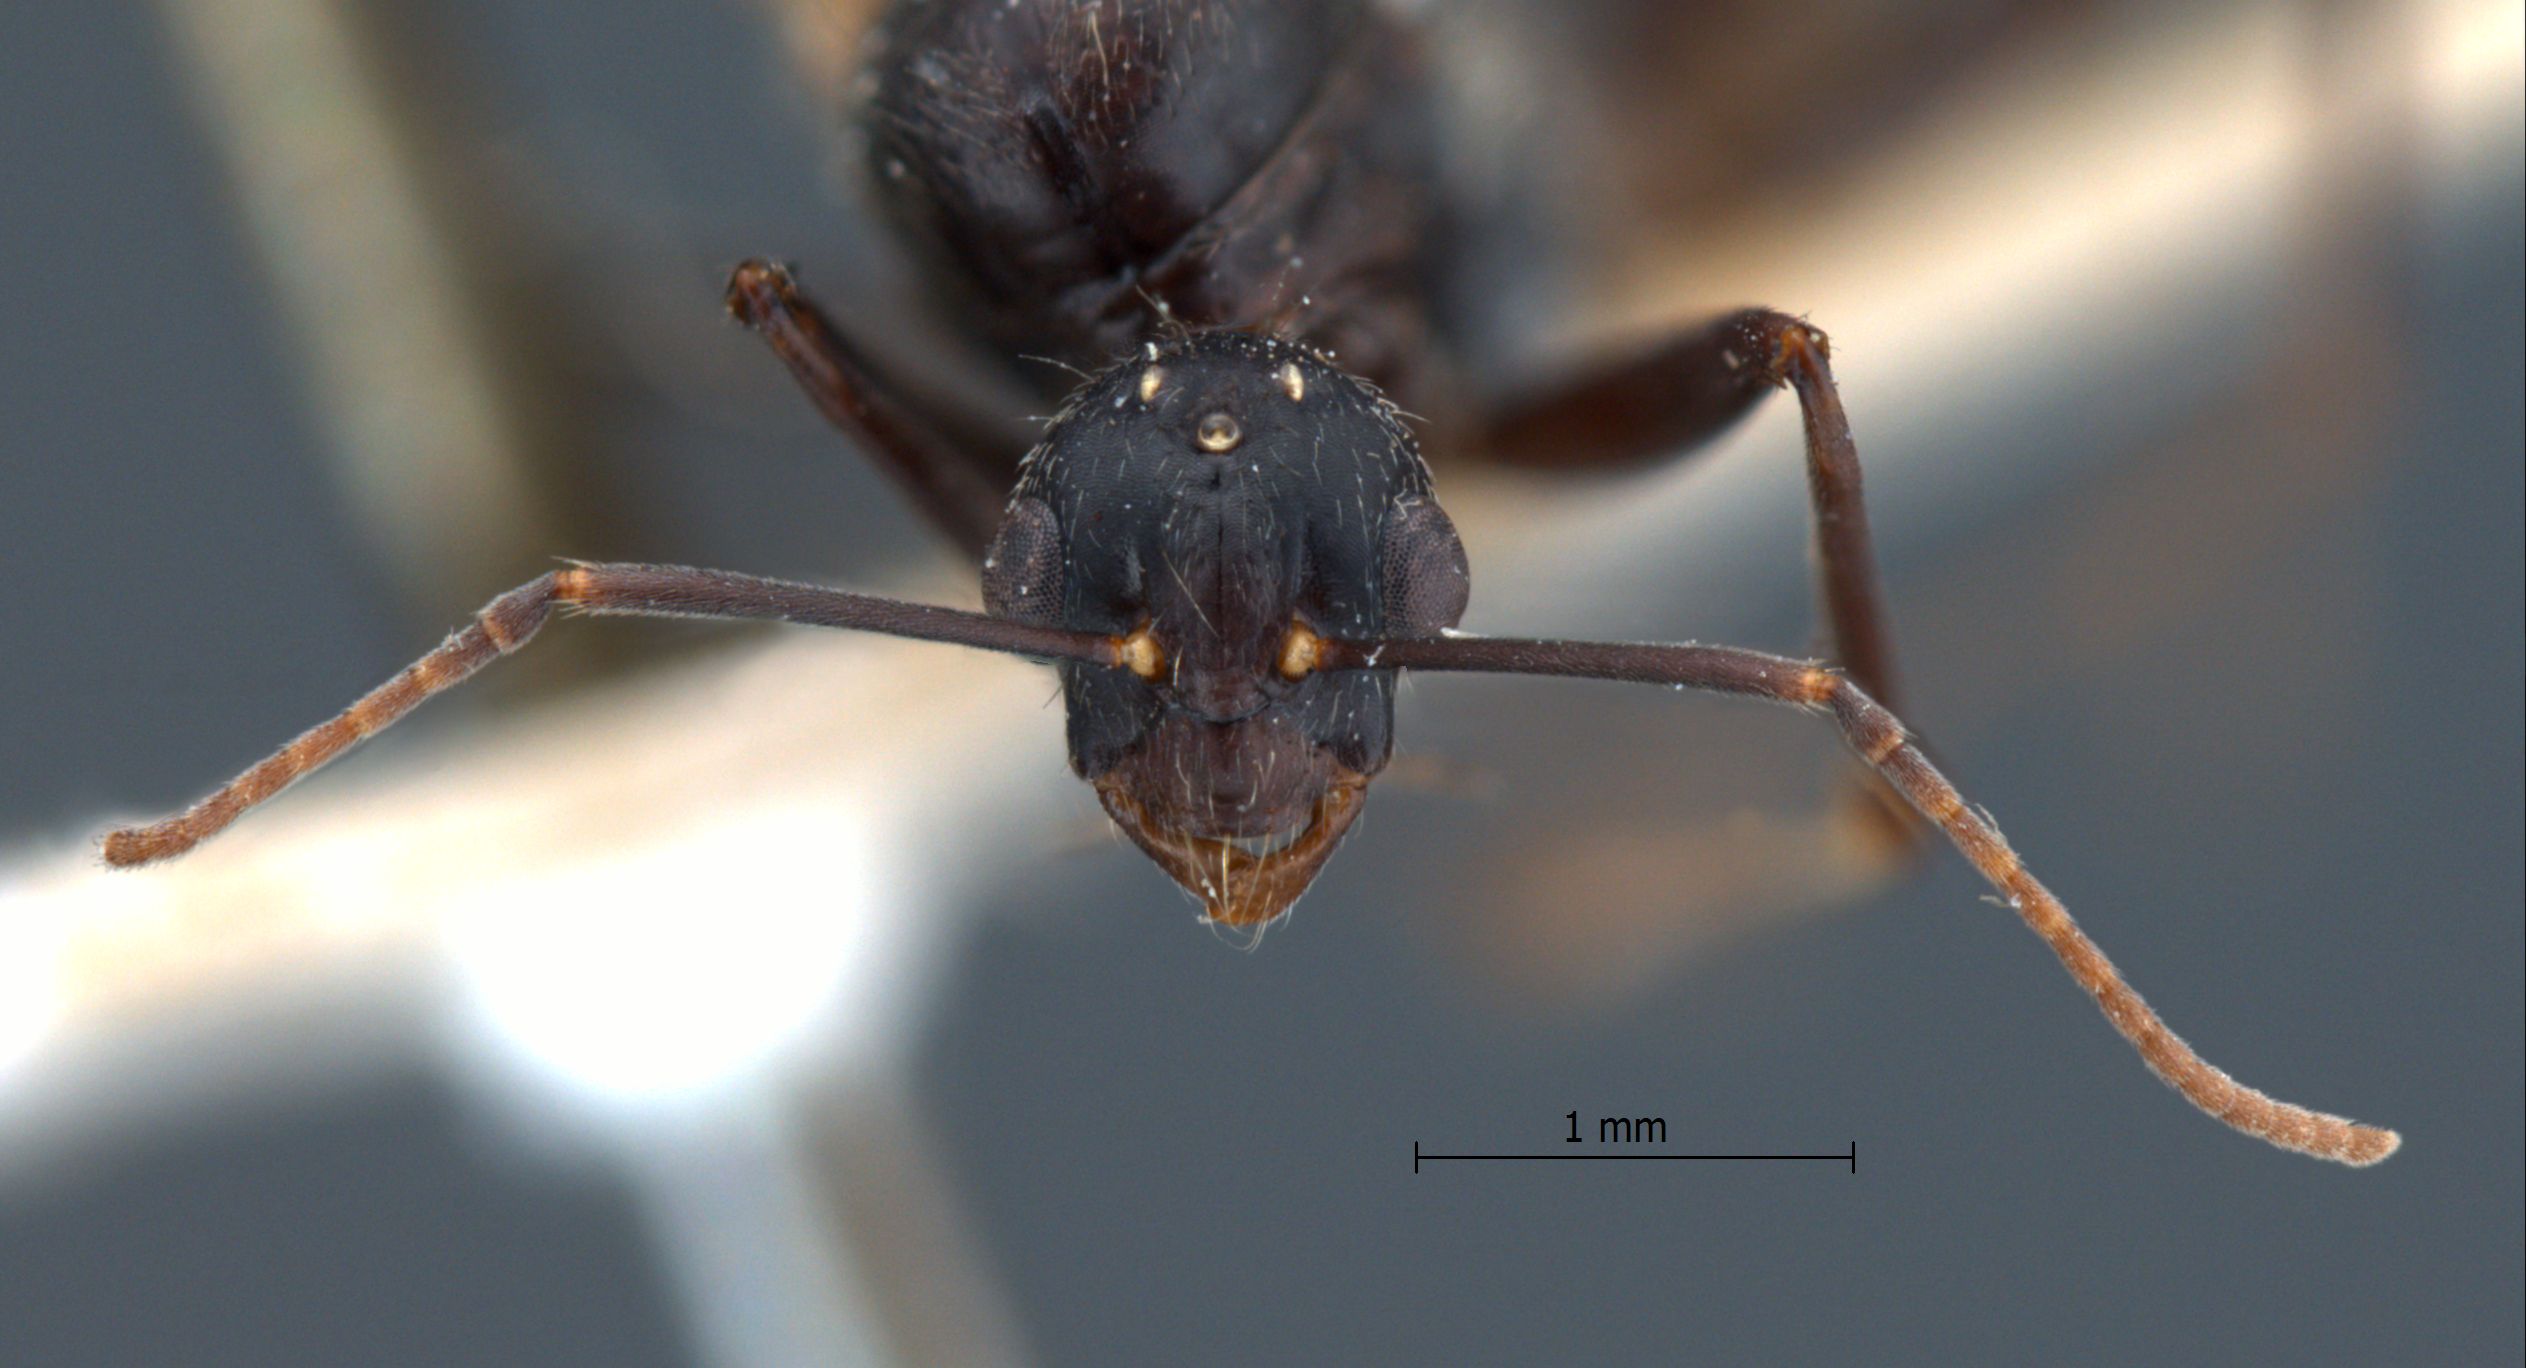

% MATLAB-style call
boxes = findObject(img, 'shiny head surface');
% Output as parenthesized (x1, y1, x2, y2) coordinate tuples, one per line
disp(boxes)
(982, 331, 1469, 924)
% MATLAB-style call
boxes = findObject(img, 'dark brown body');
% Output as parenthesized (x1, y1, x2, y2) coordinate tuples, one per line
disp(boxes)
(865, 0, 1455, 418)
(866, 0, 1479, 918)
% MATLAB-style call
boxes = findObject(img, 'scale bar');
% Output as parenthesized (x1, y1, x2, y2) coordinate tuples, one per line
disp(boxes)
(1414, 1141, 1856, 1174)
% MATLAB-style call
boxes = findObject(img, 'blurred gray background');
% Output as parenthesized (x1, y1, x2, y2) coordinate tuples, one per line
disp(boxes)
(2, 1, 2519, 1364)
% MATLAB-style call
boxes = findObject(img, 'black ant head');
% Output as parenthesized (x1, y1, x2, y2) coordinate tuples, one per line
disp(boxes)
(983, 331, 1469, 925)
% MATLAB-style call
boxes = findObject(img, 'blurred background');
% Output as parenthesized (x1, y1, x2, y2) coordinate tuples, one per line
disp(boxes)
(1, 1, 2518, 1363)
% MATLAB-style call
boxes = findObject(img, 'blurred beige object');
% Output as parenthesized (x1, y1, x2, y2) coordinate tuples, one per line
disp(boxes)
(153, 0, 580, 608)
(5, 619, 1053, 1366)
(1469, 0, 2524, 618)
(11, 625, 1059, 1061)
(751, 0, 886, 100)
(1428, 0, 2522, 992)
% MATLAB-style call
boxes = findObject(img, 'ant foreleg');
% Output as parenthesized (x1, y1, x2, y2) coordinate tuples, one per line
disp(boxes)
(1318, 632, 2401, 1167)
(1483, 310, 1918, 857)
(101, 563, 1121, 867)
(726, 260, 1013, 557)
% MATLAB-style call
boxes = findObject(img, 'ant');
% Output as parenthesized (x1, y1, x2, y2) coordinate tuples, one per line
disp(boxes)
(102, 0, 2397, 1166)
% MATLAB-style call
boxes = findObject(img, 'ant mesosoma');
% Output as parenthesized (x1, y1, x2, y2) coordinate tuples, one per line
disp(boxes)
(103, 0, 2397, 1165)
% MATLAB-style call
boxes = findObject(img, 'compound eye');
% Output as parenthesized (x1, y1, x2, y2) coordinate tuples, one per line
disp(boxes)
(981, 497, 1064, 626)
(1380, 498, 1470, 637)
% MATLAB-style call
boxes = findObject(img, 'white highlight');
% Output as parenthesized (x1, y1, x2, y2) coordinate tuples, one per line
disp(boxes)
(0, 870, 65, 1081)
(440, 800, 908, 1113)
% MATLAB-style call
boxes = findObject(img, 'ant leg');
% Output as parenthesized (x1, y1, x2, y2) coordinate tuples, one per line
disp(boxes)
(101, 563, 1121, 867)
(725, 260, 1011, 557)
(1316, 633, 2400, 1167)
(1482, 310, 1919, 855)
(1484, 312, 1896, 699)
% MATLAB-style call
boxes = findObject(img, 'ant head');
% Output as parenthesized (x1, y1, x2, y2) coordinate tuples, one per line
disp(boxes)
(983, 331, 1469, 925)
